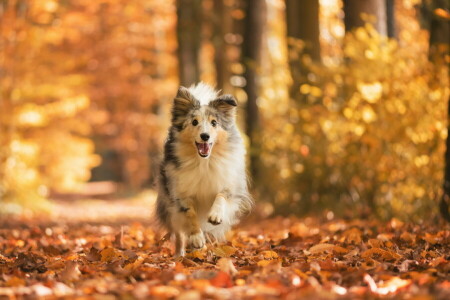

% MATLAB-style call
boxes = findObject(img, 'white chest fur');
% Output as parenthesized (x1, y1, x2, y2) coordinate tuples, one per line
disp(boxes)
(174, 153, 239, 212)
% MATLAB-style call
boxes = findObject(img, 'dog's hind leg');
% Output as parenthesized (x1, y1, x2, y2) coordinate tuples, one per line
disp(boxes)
(172, 197, 206, 250)
(175, 232, 186, 257)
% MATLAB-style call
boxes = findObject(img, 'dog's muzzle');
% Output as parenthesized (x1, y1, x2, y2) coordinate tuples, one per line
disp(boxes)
(195, 142, 212, 157)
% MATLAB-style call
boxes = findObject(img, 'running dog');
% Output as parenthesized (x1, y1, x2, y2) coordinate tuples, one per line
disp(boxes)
(156, 82, 252, 256)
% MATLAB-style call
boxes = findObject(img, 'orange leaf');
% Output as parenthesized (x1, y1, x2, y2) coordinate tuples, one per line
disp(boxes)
(309, 243, 335, 254)
(100, 247, 117, 262)
(213, 245, 237, 258)
(361, 247, 401, 261)
(210, 271, 233, 288)
(261, 250, 278, 259)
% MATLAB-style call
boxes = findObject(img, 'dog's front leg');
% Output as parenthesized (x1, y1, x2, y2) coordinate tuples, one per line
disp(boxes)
(208, 191, 230, 225)
(176, 198, 205, 250)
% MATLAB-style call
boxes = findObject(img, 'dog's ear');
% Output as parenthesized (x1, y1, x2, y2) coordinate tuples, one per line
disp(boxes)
(172, 86, 198, 129)
(209, 94, 237, 119)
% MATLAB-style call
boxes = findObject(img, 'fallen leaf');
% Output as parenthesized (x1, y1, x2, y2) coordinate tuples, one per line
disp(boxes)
(209, 271, 233, 288)
(6, 276, 25, 287)
(216, 257, 238, 276)
(213, 245, 236, 258)
(260, 250, 278, 259)
(361, 247, 401, 261)
(100, 247, 117, 262)
(60, 261, 81, 282)
(309, 243, 335, 254)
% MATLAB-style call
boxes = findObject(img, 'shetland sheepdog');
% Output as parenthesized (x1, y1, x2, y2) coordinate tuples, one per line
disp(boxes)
(156, 82, 252, 257)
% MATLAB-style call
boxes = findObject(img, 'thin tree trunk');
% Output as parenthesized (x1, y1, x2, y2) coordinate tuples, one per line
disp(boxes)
(285, 0, 321, 62)
(386, 0, 396, 38)
(441, 98, 450, 222)
(177, 0, 202, 86)
(344, 0, 387, 35)
(428, 0, 449, 60)
(242, 0, 266, 177)
(213, 0, 233, 92)
(431, 0, 450, 222)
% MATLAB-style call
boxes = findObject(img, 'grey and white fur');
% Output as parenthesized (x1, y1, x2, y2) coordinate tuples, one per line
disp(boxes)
(156, 82, 252, 256)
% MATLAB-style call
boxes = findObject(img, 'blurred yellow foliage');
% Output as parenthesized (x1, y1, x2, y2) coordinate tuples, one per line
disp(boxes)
(0, 0, 177, 212)
(259, 16, 448, 220)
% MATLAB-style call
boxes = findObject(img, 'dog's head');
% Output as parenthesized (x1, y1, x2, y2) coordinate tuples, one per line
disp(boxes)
(171, 84, 237, 158)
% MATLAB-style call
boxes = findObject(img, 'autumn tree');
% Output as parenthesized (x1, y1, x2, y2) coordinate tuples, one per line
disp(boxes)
(242, 0, 266, 177)
(0, 0, 178, 206)
(426, 0, 450, 221)
(285, 0, 321, 62)
(177, 0, 202, 86)
(213, 0, 233, 92)
(0, 0, 99, 210)
(344, 0, 388, 35)
(386, 0, 396, 38)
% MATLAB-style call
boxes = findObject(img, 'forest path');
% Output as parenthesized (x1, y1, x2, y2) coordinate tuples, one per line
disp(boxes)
(0, 203, 448, 299)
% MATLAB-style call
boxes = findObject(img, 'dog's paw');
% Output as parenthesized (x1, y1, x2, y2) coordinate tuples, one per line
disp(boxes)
(174, 249, 185, 257)
(188, 231, 205, 249)
(208, 209, 223, 225)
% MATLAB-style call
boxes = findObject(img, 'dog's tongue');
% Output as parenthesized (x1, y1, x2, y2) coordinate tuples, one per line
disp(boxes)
(198, 143, 210, 155)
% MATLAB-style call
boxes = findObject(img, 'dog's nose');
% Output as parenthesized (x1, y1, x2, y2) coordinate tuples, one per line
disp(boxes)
(200, 133, 210, 141)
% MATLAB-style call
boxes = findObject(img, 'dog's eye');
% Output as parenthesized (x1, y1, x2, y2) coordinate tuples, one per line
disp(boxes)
(192, 119, 198, 126)
(211, 120, 217, 127)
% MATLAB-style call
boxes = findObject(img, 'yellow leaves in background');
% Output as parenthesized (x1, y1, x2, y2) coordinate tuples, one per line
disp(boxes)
(16, 95, 90, 127)
(300, 84, 322, 97)
(357, 81, 382, 103)
(361, 106, 376, 123)
(259, 8, 448, 219)
(1, 0, 177, 208)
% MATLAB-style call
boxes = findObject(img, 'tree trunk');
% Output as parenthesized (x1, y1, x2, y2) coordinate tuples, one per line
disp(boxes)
(285, 0, 321, 62)
(441, 98, 450, 222)
(431, 0, 450, 222)
(386, 0, 396, 38)
(177, 0, 202, 86)
(344, 0, 387, 35)
(213, 0, 233, 92)
(429, 0, 449, 60)
(242, 0, 266, 177)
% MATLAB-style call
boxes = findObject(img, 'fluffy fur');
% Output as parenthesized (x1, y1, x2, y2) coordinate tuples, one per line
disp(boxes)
(156, 82, 252, 256)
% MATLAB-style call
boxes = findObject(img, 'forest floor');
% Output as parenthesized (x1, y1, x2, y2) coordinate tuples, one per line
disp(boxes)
(0, 194, 449, 299)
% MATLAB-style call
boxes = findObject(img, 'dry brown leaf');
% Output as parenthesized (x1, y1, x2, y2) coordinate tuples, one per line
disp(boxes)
(257, 260, 272, 267)
(212, 245, 236, 258)
(422, 233, 442, 245)
(343, 228, 362, 244)
(60, 261, 81, 282)
(188, 250, 206, 260)
(216, 257, 238, 276)
(5, 276, 26, 287)
(400, 232, 416, 244)
(309, 243, 335, 254)
(361, 247, 401, 261)
(260, 250, 279, 259)
(100, 248, 117, 262)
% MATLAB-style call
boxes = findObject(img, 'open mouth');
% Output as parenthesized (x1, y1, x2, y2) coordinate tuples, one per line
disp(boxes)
(195, 142, 212, 157)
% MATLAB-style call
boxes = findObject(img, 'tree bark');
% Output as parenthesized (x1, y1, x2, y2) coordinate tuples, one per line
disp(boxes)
(177, 0, 202, 86)
(213, 0, 233, 92)
(242, 0, 266, 177)
(429, 0, 449, 58)
(285, 0, 321, 62)
(386, 0, 396, 38)
(441, 98, 450, 222)
(344, 0, 387, 35)
(430, 0, 450, 222)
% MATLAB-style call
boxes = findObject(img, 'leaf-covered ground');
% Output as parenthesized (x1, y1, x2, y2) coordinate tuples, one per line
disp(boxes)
(0, 203, 449, 299)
